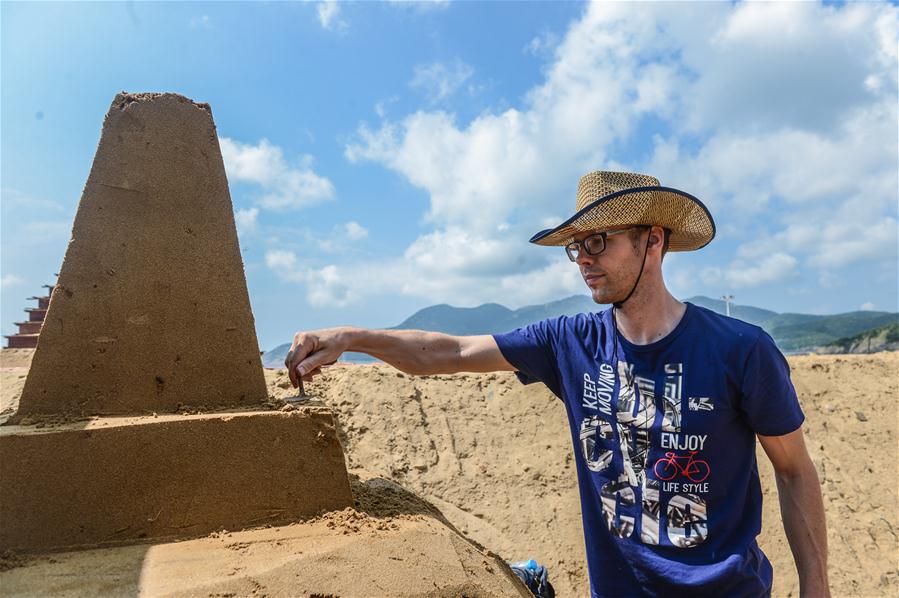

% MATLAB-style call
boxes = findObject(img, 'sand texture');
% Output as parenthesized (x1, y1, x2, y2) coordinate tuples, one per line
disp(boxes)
(262, 352, 899, 598)
(0, 471, 531, 598)
(2, 350, 896, 596)
(0, 408, 353, 552)
(16, 92, 266, 417)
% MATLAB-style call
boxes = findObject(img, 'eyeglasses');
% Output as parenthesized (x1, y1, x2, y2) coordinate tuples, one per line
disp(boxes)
(565, 227, 646, 262)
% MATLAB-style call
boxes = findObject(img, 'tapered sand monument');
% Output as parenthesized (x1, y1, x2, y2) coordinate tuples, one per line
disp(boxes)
(17, 93, 265, 417)
(0, 93, 353, 553)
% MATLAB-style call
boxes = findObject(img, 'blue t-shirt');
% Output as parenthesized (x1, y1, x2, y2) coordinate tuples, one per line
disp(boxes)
(493, 302, 804, 598)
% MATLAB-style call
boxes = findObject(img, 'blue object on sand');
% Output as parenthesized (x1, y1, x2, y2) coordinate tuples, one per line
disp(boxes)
(509, 559, 555, 598)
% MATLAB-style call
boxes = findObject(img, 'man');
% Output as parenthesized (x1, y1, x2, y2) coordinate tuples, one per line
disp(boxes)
(284, 171, 829, 598)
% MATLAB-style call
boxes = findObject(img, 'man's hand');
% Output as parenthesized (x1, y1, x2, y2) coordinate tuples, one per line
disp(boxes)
(285, 327, 350, 388)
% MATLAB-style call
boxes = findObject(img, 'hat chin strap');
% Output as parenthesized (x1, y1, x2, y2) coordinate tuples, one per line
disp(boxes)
(610, 231, 652, 376)
(612, 231, 652, 309)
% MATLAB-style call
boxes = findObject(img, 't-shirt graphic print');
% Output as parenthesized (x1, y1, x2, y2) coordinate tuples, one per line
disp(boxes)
(493, 302, 804, 598)
(589, 359, 708, 549)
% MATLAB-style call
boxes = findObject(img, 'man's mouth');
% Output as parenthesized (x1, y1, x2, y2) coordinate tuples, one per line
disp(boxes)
(583, 273, 606, 285)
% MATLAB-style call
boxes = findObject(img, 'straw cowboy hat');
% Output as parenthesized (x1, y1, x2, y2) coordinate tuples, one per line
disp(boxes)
(530, 171, 716, 251)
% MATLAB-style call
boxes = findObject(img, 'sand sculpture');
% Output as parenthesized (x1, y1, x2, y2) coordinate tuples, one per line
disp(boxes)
(16, 93, 266, 416)
(0, 93, 354, 552)
(0, 93, 531, 597)
(3, 285, 52, 349)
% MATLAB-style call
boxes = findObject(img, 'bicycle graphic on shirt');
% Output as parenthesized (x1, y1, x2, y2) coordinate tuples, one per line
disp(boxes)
(653, 451, 711, 483)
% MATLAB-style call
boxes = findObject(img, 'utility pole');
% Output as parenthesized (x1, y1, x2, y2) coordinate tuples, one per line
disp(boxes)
(721, 294, 735, 318)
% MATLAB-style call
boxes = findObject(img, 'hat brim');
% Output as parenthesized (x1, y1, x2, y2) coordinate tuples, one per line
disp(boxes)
(530, 185, 715, 252)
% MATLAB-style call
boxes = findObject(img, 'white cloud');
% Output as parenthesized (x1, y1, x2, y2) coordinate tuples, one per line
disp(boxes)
(265, 249, 299, 273)
(264, 246, 579, 309)
(778, 216, 898, 269)
(387, 0, 451, 12)
(818, 270, 843, 290)
(1, 188, 66, 212)
(19, 221, 72, 246)
(374, 96, 399, 119)
(701, 252, 799, 290)
(679, 1, 889, 134)
(263, 222, 370, 257)
(339, 1, 896, 307)
(220, 137, 334, 210)
(524, 31, 560, 57)
(1, 274, 25, 288)
(497, 258, 585, 306)
(648, 96, 897, 215)
(306, 265, 352, 307)
(409, 60, 475, 103)
(729, 252, 799, 289)
(234, 207, 259, 235)
(662, 254, 696, 299)
(403, 227, 545, 278)
(265, 250, 356, 307)
(346, 3, 712, 233)
(317, 1, 347, 31)
(189, 15, 212, 29)
(860, 302, 875, 311)
(342, 221, 368, 241)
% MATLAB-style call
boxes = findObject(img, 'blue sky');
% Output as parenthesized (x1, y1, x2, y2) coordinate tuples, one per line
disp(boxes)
(2, 1, 897, 351)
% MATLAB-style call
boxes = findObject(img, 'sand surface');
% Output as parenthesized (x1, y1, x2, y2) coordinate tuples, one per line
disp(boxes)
(0, 471, 530, 598)
(2, 349, 897, 596)
(263, 352, 898, 598)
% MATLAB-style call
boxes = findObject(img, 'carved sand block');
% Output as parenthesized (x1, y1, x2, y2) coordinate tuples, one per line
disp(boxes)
(0, 409, 353, 552)
(18, 92, 266, 417)
(1, 93, 353, 553)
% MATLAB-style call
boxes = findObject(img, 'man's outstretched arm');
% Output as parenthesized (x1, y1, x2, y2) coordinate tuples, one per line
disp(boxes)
(758, 428, 830, 598)
(284, 327, 516, 388)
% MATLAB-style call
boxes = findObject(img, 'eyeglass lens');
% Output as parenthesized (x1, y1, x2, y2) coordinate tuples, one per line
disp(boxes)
(565, 233, 606, 261)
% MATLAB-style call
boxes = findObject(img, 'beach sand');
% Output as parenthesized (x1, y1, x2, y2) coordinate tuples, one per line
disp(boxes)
(264, 351, 898, 598)
(2, 349, 896, 597)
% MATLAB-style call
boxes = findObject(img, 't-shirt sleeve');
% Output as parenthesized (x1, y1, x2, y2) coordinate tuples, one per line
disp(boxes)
(492, 318, 564, 399)
(739, 331, 805, 436)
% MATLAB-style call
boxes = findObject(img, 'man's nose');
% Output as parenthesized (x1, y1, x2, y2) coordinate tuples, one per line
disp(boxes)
(575, 245, 594, 266)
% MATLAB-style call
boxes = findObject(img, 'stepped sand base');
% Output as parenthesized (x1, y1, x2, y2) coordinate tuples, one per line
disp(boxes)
(0, 472, 530, 598)
(0, 409, 353, 552)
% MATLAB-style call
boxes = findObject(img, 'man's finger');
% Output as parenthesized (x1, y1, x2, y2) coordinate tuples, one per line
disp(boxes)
(295, 350, 328, 380)
(288, 337, 319, 388)
(301, 366, 322, 382)
(284, 348, 294, 369)
(286, 336, 308, 388)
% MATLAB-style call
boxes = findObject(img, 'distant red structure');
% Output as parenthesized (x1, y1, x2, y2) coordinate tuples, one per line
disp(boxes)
(4, 285, 54, 349)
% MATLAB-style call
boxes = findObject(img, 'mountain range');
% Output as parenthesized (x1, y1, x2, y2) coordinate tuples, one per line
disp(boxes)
(263, 295, 898, 367)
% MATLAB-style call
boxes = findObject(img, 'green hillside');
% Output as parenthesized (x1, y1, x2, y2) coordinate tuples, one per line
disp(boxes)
(768, 311, 898, 351)
(823, 322, 899, 353)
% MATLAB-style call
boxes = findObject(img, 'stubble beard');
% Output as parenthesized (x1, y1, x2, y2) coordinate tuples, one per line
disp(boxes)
(587, 275, 625, 305)
(586, 258, 642, 306)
